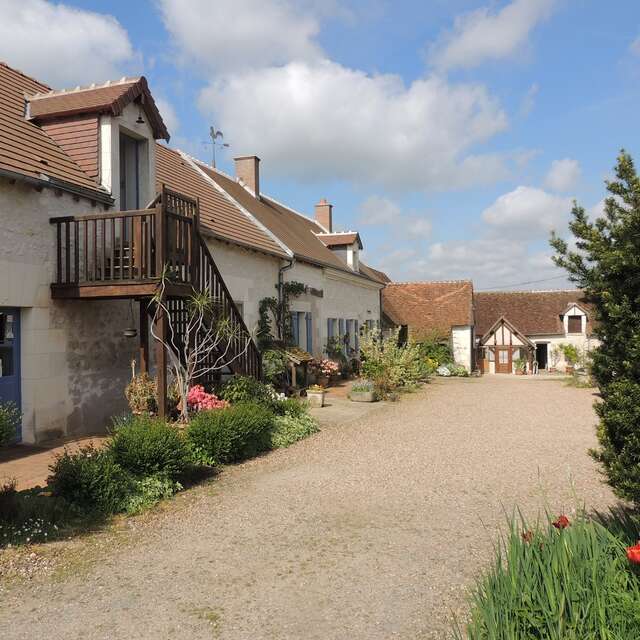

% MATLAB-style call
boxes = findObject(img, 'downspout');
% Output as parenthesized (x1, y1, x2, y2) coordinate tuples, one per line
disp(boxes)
(278, 257, 295, 341)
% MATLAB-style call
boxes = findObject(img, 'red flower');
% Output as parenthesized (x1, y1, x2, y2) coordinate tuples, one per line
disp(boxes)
(552, 515, 570, 529)
(522, 530, 534, 543)
(627, 542, 640, 565)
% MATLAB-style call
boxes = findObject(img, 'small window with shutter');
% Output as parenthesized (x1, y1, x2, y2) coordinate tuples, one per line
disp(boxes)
(567, 315, 582, 333)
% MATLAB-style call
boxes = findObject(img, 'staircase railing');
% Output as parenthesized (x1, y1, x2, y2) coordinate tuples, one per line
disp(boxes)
(160, 187, 262, 380)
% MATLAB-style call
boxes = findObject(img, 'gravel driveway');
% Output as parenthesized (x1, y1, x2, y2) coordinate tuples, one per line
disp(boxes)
(0, 376, 615, 639)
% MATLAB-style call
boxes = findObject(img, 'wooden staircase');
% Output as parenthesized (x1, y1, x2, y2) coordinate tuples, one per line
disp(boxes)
(50, 186, 261, 407)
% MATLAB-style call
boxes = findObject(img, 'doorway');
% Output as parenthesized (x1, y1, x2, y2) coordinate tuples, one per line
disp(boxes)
(0, 309, 21, 441)
(495, 347, 511, 374)
(536, 343, 548, 370)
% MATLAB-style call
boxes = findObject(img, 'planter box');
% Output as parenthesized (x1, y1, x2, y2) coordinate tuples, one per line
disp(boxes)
(350, 391, 377, 403)
(306, 390, 326, 408)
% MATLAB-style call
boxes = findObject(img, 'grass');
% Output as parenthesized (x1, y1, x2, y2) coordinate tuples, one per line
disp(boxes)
(456, 508, 640, 639)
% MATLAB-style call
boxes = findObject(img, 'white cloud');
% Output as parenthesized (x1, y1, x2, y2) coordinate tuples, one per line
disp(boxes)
(630, 35, 640, 56)
(199, 60, 509, 189)
(429, 0, 556, 71)
(358, 195, 401, 225)
(379, 235, 567, 289)
(407, 218, 432, 238)
(158, 0, 323, 73)
(0, 0, 136, 87)
(544, 158, 581, 192)
(482, 185, 571, 235)
(154, 97, 179, 135)
(519, 83, 539, 117)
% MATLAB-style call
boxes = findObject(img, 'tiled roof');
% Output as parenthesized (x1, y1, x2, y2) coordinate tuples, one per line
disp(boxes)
(316, 232, 362, 249)
(155, 145, 288, 258)
(28, 77, 169, 141)
(0, 62, 109, 199)
(382, 281, 474, 336)
(358, 262, 391, 285)
(194, 163, 382, 283)
(474, 290, 594, 336)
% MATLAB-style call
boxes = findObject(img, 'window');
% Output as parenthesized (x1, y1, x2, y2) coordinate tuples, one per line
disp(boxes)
(498, 350, 509, 365)
(567, 315, 582, 333)
(119, 132, 142, 210)
(0, 312, 15, 377)
(234, 301, 244, 319)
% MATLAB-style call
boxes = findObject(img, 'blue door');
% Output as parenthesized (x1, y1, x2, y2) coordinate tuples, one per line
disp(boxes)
(0, 309, 21, 441)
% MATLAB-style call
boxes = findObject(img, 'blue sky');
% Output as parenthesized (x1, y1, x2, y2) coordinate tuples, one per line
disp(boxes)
(3, 0, 640, 288)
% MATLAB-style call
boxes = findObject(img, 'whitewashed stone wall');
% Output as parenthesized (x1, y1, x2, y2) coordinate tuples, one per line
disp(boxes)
(451, 325, 473, 371)
(0, 178, 136, 442)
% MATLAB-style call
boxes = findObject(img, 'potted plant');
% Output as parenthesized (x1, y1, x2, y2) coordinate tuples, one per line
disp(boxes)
(559, 343, 580, 375)
(315, 359, 339, 387)
(514, 357, 527, 375)
(306, 384, 326, 408)
(349, 380, 377, 403)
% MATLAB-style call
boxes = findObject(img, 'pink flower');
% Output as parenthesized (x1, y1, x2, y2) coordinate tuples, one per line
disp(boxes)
(187, 385, 228, 412)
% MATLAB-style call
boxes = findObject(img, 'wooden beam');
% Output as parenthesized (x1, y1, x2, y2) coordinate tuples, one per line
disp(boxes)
(139, 299, 149, 374)
(155, 303, 168, 420)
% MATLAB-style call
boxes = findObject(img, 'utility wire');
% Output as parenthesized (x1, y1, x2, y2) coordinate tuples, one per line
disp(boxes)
(477, 274, 570, 291)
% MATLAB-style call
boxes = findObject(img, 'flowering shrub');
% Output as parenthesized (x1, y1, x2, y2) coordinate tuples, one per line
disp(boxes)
(316, 359, 340, 377)
(187, 385, 228, 412)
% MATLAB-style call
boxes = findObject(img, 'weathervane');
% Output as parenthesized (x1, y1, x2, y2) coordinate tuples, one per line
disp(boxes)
(204, 126, 230, 168)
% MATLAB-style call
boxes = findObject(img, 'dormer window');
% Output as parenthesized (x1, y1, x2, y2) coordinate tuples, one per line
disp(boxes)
(567, 315, 582, 334)
(119, 132, 143, 210)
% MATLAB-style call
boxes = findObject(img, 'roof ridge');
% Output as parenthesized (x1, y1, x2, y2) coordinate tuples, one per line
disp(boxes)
(191, 157, 328, 231)
(388, 280, 472, 286)
(477, 289, 582, 294)
(180, 151, 294, 259)
(315, 230, 360, 236)
(0, 61, 50, 90)
(29, 76, 140, 99)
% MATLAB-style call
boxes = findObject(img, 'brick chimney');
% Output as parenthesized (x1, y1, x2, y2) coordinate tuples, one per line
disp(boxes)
(315, 198, 333, 232)
(234, 155, 260, 197)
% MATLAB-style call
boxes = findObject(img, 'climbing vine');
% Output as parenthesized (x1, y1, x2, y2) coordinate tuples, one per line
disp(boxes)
(258, 281, 306, 349)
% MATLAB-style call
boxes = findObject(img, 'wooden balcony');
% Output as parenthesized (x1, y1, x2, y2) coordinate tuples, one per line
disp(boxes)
(50, 188, 198, 300)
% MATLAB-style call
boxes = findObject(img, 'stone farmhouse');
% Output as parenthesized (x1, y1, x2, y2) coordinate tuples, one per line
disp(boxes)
(0, 62, 386, 444)
(382, 282, 597, 374)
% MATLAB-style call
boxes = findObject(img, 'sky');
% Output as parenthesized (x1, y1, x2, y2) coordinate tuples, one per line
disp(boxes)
(2, 0, 640, 289)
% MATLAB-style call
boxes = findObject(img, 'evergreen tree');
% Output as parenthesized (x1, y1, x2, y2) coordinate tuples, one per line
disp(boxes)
(551, 150, 640, 504)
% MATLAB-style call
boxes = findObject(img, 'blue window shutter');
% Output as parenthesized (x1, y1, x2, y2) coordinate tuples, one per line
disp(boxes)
(339, 318, 345, 337)
(306, 313, 312, 353)
(354, 320, 359, 353)
(291, 313, 299, 346)
(327, 318, 333, 338)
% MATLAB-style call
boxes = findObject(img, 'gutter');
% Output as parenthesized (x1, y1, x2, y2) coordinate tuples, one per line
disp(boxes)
(0, 168, 114, 206)
(278, 257, 296, 341)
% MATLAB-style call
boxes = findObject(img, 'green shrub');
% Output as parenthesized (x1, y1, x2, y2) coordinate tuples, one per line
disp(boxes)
(416, 331, 453, 368)
(277, 396, 306, 418)
(186, 403, 275, 464)
(48, 445, 132, 515)
(262, 349, 287, 385)
(360, 328, 429, 397)
(457, 511, 640, 639)
(125, 474, 181, 515)
(271, 413, 319, 448)
(108, 414, 191, 480)
(0, 401, 20, 447)
(219, 376, 277, 406)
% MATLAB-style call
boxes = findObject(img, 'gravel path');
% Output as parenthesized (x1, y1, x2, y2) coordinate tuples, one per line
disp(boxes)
(0, 377, 616, 639)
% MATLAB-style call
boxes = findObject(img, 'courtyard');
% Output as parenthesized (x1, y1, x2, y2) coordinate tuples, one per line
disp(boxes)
(0, 376, 615, 639)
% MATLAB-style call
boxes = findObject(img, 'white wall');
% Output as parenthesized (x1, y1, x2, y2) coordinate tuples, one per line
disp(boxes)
(100, 102, 157, 210)
(451, 325, 473, 371)
(0, 178, 136, 442)
(205, 237, 280, 334)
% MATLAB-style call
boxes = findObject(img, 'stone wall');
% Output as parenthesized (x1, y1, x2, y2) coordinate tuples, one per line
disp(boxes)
(0, 178, 136, 442)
